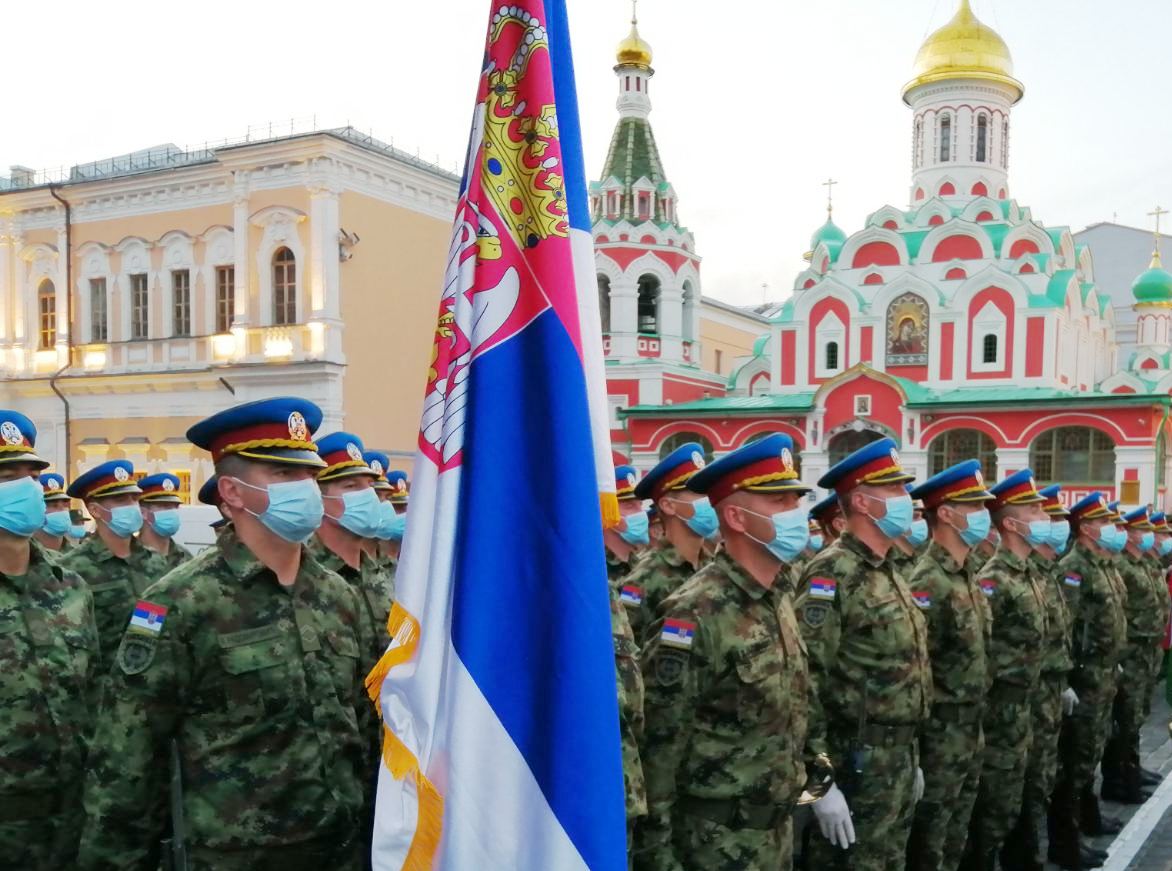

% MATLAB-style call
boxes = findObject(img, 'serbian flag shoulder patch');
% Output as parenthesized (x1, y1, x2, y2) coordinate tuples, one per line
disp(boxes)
(661, 618, 696, 650)
(129, 600, 167, 635)
(912, 590, 932, 609)
(620, 585, 643, 606)
(1063, 573, 1082, 589)
(809, 577, 837, 600)
(979, 579, 997, 597)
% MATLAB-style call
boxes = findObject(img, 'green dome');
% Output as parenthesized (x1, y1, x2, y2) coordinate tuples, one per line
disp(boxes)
(1132, 259, 1172, 303)
(810, 217, 846, 252)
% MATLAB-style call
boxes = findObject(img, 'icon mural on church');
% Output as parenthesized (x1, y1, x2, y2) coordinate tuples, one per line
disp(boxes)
(886, 293, 930, 365)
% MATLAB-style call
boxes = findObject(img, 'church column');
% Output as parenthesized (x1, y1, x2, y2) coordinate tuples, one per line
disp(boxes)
(608, 277, 639, 359)
(657, 282, 683, 360)
(231, 172, 250, 360)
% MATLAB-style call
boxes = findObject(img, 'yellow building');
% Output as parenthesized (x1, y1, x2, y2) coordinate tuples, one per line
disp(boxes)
(0, 127, 457, 497)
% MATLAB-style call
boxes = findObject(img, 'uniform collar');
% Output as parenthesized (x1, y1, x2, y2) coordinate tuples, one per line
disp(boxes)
(839, 531, 888, 568)
(712, 549, 769, 601)
(994, 544, 1030, 571)
(925, 540, 963, 573)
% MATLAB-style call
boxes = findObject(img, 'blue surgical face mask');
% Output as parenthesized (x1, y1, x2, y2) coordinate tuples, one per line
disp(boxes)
(1048, 519, 1071, 552)
(1097, 523, 1117, 550)
(678, 497, 720, 541)
(0, 476, 47, 538)
(373, 501, 399, 541)
(1020, 518, 1052, 549)
(618, 511, 650, 547)
(954, 507, 992, 548)
(67, 524, 87, 540)
(325, 486, 382, 538)
(149, 508, 181, 539)
(99, 503, 143, 539)
(384, 510, 407, 542)
(1141, 532, 1156, 552)
(809, 534, 824, 552)
(233, 477, 324, 544)
(863, 493, 914, 539)
(906, 518, 929, 548)
(746, 506, 810, 563)
(1161, 538, 1172, 557)
(42, 508, 72, 537)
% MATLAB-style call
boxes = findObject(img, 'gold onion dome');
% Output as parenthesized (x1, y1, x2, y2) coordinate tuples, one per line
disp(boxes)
(902, 0, 1023, 104)
(616, 19, 653, 70)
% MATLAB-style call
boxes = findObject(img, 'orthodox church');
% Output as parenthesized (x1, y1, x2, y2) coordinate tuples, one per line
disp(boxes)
(597, 0, 1172, 508)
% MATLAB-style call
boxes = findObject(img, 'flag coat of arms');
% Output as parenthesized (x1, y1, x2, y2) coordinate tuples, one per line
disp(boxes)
(367, 1, 625, 869)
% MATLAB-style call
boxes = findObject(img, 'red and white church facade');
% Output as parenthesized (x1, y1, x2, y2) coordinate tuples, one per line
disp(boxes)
(599, 1, 1172, 508)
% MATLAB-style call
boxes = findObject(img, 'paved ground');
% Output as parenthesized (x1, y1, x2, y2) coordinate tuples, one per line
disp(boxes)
(1074, 685, 1172, 870)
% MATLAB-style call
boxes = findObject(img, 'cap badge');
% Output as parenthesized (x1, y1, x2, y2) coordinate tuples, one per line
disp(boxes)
(626, 471, 636, 487)
(974, 469, 984, 486)
(691, 450, 705, 470)
(346, 442, 363, 461)
(781, 448, 794, 472)
(396, 480, 408, 492)
(370, 460, 384, 475)
(162, 478, 176, 492)
(0, 421, 22, 445)
(114, 466, 129, 482)
(890, 448, 901, 466)
(288, 411, 309, 442)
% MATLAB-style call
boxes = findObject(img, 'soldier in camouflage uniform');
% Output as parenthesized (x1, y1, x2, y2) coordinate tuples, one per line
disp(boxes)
(33, 471, 73, 556)
(1001, 484, 1084, 871)
(636, 434, 811, 871)
(59, 460, 168, 670)
(1048, 493, 1128, 870)
(362, 451, 403, 576)
(811, 492, 845, 547)
(1100, 507, 1165, 803)
(0, 410, 101, 870)
(904, 460, 994, 871)
(77, 397, 371, 871)
(624, 443, 714, 643)
(793, 515, 825, 572)
(308, 432, 395, 672)
(604, 465, 648, 859)
(959, 470, 1049, 871)
(795, 438, 931, 871)
(138, 473, 191, 574)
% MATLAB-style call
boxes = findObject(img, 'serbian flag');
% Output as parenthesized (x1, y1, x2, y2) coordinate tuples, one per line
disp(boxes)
(366, 1, 624, 869)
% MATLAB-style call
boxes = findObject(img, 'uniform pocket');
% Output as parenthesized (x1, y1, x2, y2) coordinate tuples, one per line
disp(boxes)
(735, 644, 784, 730)
(218, 625, 290, 713)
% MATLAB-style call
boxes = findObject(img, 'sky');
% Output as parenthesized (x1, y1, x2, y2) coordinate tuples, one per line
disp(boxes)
(7, 0, 1172, 307)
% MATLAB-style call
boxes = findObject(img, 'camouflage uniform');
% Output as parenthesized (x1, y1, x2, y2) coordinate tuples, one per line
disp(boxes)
(905, 541, 990, 871)
(636, 550, 808, 871)
(307, 537, 394, 670)
(0, 541, 100, 870)
(607, 552, 648, 838)
(59, 534, 167, 670)
(962, 546, 1048, 864)
(145, 543, 190, 577)
(622, 538, 702, 644)
(77, 527, 371, 871)
(1052, 542, 1127, 815)
(795, 533, 931, 871)
(1101, 552, 1165, 787)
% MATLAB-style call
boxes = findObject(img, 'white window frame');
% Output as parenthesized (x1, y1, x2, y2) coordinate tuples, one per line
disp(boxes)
(970, 301, 1006, 373)
(815, 312, 847, 379)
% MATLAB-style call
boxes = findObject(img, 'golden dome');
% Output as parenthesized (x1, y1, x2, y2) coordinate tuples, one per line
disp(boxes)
(902, 0, 1022, 103)
(616, 19, 653, 70)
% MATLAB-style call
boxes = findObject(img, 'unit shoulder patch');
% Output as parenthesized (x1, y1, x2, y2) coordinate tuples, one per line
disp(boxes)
(654, 650, 688, 687)
(802, 602, 830, 629)
(117, 634, 158, 675)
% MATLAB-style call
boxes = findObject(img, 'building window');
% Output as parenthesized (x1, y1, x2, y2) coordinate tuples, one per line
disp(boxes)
(216, 266, 235, 333)
(89, 278, 108, 342)
(272, 247, 296, 325)
(1030, 426, 1115, 484)
(828, 430, 884, 467)
(714, 349, 723, 374)
(976, 114, 988, 163)
(981, 333, 998, 364)
(37, 280, 56, 350)
(597, 275, 611, 333)
(637, 274, 660, 334)
(1001, 120, 1009, 166)
(825, 341, 839, 371)
(171, 269, 191, 336)
(638, 193, 650, 220)
(130, 273, 149, 339)
(928, 429, 997, 477)
(658, 432, 714, 463)
(939, 114, 951, 163)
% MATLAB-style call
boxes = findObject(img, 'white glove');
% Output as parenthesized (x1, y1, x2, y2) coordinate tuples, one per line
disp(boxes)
(913, 766, 925, 803)
(1061, 687, 1080, 716)
(813, 783, 856, 849)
